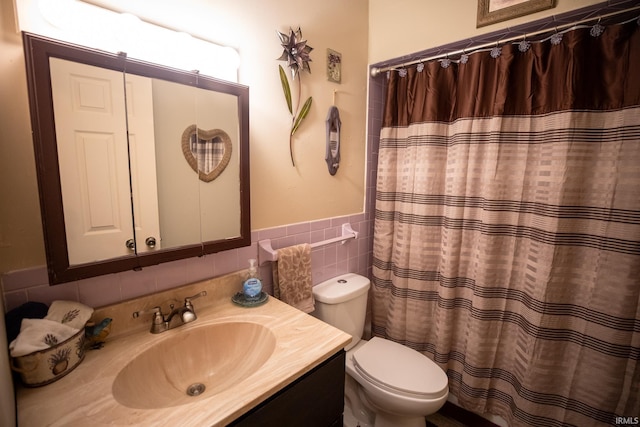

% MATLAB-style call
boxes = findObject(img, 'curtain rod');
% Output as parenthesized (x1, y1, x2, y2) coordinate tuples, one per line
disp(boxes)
(370, 5, 640, 77)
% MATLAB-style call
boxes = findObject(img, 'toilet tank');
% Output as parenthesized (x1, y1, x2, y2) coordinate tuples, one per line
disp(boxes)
(312, 273, 370, 351)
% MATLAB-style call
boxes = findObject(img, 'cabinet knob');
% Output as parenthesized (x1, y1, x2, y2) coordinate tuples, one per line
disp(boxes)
(125, 239, 135, 251)
(145, 237, 157, 248)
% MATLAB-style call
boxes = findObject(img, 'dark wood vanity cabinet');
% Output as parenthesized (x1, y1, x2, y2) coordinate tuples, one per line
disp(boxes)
(228, 350, 345, 427)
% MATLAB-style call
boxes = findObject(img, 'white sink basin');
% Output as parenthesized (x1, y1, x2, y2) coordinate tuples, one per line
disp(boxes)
(112, 321, 276, 409)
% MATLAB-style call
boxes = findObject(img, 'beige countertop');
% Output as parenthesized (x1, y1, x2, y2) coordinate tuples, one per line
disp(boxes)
(16, 272, 351, 426)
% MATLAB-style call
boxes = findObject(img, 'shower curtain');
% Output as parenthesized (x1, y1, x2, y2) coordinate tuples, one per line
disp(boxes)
(372, 18, 640, 427)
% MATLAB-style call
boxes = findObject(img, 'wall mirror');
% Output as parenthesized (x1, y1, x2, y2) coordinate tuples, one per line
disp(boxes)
(23, 33, 250, 285)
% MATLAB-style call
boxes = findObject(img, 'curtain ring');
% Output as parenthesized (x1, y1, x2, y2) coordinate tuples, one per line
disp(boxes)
(518, 35, 531, 52)
(550, 26, 563, 45)
(440, 54, 451, 69)
(490, 41, 502, 58)
(460, 49, 469, 64)
(590, 17, 605, 37)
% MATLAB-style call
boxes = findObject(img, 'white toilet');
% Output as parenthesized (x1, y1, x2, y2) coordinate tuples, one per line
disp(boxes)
(312, 273, 449, 427)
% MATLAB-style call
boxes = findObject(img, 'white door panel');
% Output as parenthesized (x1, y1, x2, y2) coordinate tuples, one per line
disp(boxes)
(125, 74, 161, 252)
(50, 58, 160, 263)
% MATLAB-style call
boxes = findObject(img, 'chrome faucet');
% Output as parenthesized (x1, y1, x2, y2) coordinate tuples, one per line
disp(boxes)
(133, 291, 208, 334)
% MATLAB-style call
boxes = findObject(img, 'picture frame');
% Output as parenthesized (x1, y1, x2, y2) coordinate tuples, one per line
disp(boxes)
(477, 0, 556, 28)
(327, 48, 342, 84)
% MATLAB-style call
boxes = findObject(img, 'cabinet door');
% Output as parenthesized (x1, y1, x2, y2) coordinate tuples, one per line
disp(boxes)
(124, 74, 161, 253)
(229, 351, 345, 427)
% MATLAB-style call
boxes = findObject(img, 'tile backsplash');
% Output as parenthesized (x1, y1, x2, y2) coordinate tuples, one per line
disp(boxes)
(1, 214, 373, 312)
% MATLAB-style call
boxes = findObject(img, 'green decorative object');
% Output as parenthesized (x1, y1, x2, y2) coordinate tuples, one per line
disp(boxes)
(277, 27, 314, 166)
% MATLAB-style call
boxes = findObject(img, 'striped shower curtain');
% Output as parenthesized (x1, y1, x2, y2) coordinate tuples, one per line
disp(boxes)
(371, 18, 640, 427)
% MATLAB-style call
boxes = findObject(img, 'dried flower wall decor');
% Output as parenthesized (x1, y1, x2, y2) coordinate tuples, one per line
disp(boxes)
(277, 27, 313, 166)
(327, 49, 342, 83)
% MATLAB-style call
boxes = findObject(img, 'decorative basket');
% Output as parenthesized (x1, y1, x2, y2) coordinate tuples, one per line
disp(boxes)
(10, 327, 86, 387)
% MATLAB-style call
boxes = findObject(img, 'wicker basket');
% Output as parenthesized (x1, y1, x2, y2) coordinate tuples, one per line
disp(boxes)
(10, 328, 86, 387)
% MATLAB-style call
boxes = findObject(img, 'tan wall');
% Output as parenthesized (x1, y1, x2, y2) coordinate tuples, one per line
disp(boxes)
(0, 0, 369, 275)
(369, 0, 604, 64)
(0, 0, 607, 276)
(0, 0, 46, 273)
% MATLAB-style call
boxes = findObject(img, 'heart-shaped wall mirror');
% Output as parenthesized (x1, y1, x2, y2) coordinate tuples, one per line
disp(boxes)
(181, 124, 233, 182)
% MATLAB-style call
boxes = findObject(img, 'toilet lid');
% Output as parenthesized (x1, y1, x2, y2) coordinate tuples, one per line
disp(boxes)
(352, 337, 448, 398)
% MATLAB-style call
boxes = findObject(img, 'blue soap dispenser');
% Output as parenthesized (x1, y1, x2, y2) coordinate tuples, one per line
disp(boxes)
(243, 259, 262, 300)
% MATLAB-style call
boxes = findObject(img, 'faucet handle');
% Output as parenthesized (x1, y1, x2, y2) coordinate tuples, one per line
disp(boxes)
(184, 291, 207, 309)
(133, 306, 165, 327)
(181, 291, 207, 323)
(184, 291, 207, 304)
(132, 306, 163, 319)
(133, 307, 167, 334)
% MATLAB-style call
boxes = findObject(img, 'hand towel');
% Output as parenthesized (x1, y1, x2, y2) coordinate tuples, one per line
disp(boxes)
(272, 243, 315, 313)
(45, 300, 94, 330)
(9, 318, 79, 357)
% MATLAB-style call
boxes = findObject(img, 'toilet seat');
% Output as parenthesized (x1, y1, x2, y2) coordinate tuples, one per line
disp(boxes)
(352, 337, 448, 399)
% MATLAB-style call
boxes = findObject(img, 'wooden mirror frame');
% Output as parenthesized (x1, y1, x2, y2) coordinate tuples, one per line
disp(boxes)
(23, 33, 250, 285)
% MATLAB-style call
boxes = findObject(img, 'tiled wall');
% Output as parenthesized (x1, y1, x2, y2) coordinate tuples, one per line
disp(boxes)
(2, 214, 369, 312)
(1, 70, 387, 314)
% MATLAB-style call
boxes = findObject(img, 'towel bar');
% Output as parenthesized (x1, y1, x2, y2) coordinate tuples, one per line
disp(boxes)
(258, 223, 358, 265)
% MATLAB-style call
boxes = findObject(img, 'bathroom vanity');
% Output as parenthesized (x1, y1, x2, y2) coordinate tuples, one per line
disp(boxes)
(230, 351, 345, 427)
(16, 271, 351, 426)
